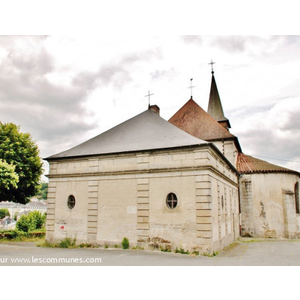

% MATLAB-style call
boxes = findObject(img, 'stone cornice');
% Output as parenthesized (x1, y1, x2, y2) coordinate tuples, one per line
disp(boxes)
(47, 165, 239, 187)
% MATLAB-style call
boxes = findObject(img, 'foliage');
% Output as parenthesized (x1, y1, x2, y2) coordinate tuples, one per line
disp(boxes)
(0, 229, 45, 241)
(131, 246, 144, 250)
(59, 237, 77, 248)
(202, 251, 219, 257)
(38, 239, 99, 249)
(0, 230, 18, 239)
(0, 122, 43, 204)
(36, 182, 48, 200)
(160, 246, 171, 252)
(0, 159, 19, 191)
(16, 215, 35, 232)
(175, 247, 190, 255)
(0, 208, 10, 219)
(121, 237, 129, 249)
(16, 211, 46, 232)
(30, 211, 46, 229)
(78, 243, 93, 248)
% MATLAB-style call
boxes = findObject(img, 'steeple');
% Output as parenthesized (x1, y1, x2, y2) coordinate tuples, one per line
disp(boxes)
(207, 66, 231, 131)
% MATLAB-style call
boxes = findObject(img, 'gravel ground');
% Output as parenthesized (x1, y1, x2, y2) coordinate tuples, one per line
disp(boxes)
(1, 238, 300, 266)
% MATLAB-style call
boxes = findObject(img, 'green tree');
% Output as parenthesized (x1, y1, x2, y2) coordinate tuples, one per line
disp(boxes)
(0, 122, 43, 204)
(0, 208, 10, 219)
(36, 182, 48, 200)
(0, 159, 19, 191)
(29, 210, 46, 229)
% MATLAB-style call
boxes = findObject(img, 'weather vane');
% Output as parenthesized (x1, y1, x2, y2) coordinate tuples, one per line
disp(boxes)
(187, 78, 196, 98)
(145, 90, 154, 108)
(209, 59, 216, 73)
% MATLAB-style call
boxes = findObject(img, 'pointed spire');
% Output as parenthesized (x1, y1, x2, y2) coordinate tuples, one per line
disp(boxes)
(207, 65, 231, 130)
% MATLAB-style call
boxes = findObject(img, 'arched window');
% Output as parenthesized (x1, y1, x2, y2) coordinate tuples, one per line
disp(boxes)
(166, 193, 178, 209)
(67, 195, 76, 209)
(295, 182, 299, 214)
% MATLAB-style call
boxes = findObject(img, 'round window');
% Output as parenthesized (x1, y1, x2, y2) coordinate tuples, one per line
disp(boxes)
(166, 193, 178, 209)
(67, 195, 76, 209)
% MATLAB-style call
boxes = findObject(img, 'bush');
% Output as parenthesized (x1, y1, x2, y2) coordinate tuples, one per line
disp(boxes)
(16, 215, 34, 232)
(0, 230, 18, 239)
(59, 237, 76, 248)
(16, 211, 46, 232)
(121, 237, 129, 249)
(0, 229, 45, 241)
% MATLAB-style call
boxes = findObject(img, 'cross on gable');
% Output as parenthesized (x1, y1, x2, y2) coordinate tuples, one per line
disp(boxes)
(187, 78, 196, 98)
(209, 60, 216, 73)
(145, 90, 154, 108)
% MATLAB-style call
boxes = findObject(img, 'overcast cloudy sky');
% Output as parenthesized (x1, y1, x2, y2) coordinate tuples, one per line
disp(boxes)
(1, 35, 300, 177)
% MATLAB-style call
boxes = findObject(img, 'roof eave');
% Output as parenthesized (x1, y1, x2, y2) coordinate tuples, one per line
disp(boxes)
(206, 142, 240, 176)
(45, 143, 209, 162)
(205, 136, 242, 153)
(240, 169, 300, 177)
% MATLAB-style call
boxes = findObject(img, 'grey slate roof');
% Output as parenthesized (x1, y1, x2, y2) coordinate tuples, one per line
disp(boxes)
(47, 108, 207, 160)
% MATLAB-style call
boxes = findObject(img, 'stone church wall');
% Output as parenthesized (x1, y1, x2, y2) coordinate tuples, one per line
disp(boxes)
(239, 173, 300, 238)
(210, 173, 239, 252)
(46, 145, 239, 253)
(210, 139, 238, 168)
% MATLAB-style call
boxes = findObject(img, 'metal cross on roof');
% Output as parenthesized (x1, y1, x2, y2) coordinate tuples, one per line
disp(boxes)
(187, 78, 196, 97)
(145, 90, 154, 108)
(209, 59, 216, 73)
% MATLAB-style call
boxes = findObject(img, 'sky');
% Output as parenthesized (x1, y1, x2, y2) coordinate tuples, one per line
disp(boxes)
(1, 35, 300, 177)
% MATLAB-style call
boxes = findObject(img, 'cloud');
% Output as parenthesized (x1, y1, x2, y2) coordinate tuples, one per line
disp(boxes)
(73, 47, 162, 91)
(210, 36, 247, 53)
(184, 35, 300, 64)
(181, 35, 203, 45)
(0, 36, 97, 157)
(0, 37, 164, 159)
(231, 93, 300, 172)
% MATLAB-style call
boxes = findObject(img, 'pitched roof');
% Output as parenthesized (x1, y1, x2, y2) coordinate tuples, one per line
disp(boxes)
(207, 72, 230, 128)
(237, 153, 300, 175)
(25, 201, 47, 208)
(169, 98, 237, 141)
(47, 107, 207, 160)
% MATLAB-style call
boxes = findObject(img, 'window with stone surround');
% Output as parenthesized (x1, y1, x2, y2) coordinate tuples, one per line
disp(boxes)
(166, 193, 178, 209)
(67, 195, 76, 209)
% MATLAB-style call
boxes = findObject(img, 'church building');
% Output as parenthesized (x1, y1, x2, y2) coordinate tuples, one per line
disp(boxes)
(45, 68, 300, 254)
(46, 104, 240, 254)
(169, 69, 300, 239)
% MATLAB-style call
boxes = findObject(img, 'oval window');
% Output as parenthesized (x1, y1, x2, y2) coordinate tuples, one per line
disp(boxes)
(166, 193, 178, 209)
(67, 195, 76, 209)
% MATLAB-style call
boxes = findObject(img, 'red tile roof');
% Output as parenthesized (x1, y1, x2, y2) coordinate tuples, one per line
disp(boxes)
(169, 98, 236, 141)
(237, 153, 300, 175)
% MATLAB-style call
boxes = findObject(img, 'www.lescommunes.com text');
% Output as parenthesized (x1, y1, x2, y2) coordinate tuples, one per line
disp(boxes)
(0, 256, 102, 264)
